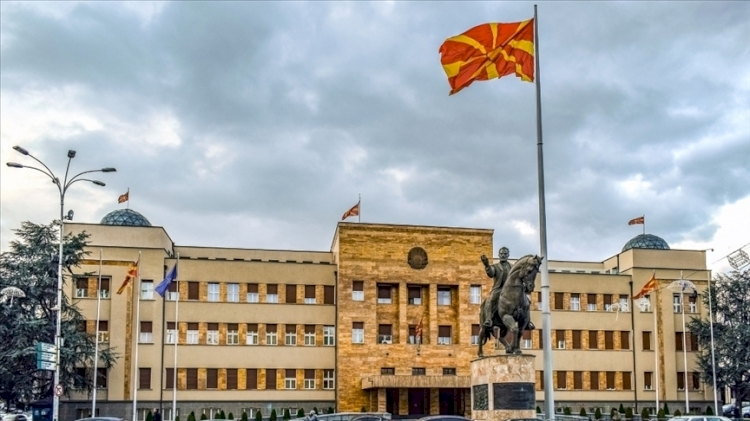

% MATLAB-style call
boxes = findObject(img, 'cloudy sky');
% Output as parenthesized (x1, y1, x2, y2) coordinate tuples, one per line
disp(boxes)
(1, 1, 748, 272)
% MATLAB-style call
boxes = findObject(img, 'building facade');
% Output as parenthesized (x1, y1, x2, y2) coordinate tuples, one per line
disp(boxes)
(61, 209, 715, 420)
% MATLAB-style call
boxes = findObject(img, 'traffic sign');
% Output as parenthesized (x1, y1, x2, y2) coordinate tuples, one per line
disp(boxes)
(37, 360, 57, 371)
(54, 384, 63, 397)
(36, 342, 57, 353)
(38, 352, 56, 363)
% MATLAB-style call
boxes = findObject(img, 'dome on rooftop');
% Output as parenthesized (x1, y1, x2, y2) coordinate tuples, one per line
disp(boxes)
(100, 209, 152, 227)
(622, 233, 670, 252)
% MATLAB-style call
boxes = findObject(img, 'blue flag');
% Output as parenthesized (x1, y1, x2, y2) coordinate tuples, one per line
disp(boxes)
(155, 264, 177, 297)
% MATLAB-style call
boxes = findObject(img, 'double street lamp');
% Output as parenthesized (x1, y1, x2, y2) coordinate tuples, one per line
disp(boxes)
(7, 145, 115, 421)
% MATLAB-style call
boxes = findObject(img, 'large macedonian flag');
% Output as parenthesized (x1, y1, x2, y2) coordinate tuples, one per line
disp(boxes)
(439, 19, 534, 95)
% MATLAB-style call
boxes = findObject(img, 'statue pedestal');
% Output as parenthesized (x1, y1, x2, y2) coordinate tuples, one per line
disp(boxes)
(471, 354, 536, 421)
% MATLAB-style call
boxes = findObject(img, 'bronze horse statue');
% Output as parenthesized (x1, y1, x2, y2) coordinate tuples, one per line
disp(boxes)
(478, 254, 543, 356)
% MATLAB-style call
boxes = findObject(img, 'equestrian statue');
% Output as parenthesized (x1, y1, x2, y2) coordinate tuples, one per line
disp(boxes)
(478, 251, 543, 356)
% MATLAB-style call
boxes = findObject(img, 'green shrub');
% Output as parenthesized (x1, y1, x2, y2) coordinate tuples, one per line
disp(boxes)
(188, 412, 196, 421)
(312, 408, 318, 415)
(146, 412, 153, 421)
(657, 409, 665, 420)
(200, 415, 207, 421)
(619, 404, 625, 414)
(641, 408, 650, 420)
(564, 407, 572, 416)
(327, 408, 334, 414)
(228, 413, 234, 420)
(241, 413, 248, 421)
(269, 410, 277, 421)
(255, 412, 262, 421)
(297, 409, 305, 418)
(176, 416, 180, 421)
(705, 406, 713, 415)
(220, 411, 226, 420)
(595, 408, 602, 420)
(674, 410, 681, 417)
(536, 406, 542, 414)
(625, 407, 633, 419)
(663, 403, 670, 416)
(580, 408, 587, 417)
(283, 409, 290, 421)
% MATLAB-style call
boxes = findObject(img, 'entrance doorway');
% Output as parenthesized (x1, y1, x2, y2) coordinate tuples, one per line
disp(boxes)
(439, 388, 463, 415)
(386, 388, 399, 415)
(408, 388, 429, 416)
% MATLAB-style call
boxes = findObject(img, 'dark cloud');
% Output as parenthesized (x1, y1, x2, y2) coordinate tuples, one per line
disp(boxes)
(1, 1, 748, 263)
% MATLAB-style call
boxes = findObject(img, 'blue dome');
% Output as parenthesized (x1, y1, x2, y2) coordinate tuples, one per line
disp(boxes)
(100, 209, 152, 227)
(622, 234, 670, 252)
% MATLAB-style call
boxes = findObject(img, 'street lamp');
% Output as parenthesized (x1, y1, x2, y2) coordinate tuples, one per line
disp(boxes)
(668, 277, 697, 415)
(6, 146, 115, 421)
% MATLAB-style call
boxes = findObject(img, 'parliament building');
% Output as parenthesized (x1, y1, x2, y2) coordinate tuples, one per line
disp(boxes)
(61, 208, 714, 420)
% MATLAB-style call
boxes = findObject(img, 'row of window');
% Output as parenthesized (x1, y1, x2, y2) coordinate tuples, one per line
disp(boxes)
(538, 292, 699, 314)
(538, 371, 703, 391)
(156, 368, 335, 390)
(643, 331, 700, 352)
(380, 367, 457, 376)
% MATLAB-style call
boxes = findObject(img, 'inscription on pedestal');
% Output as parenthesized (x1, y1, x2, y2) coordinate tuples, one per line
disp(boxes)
(492, 382, 535, 410)
(472, 384, 489, 410)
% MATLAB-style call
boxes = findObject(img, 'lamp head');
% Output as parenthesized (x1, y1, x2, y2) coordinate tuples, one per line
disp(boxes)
(92, 180, 105, 187)
(12, 146, 29, 155)
(67, 150, 76, 158)
(101, 167, 116, 173)
(6, 162, 23, 168)
(66, 210, 74, 221)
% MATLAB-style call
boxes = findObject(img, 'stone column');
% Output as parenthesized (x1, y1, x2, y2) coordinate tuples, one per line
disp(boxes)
(471, 354, 536, 421)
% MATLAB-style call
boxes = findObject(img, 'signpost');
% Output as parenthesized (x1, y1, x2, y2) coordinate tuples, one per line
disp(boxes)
(36, 342, 57, 372)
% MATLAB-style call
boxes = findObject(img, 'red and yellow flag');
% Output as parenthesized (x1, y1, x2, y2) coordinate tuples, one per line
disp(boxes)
(341, 202, 360, 221)
(633, 274, 657, 299)
(116, 260, 139, 295)
(118, 191, 129, 204)
(628, 216, 645, 225)
(439, 19, 535, 95)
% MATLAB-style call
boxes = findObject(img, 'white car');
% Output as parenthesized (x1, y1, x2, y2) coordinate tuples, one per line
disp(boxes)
(671, 416, 734, 421)
(2, 415, 29, 421)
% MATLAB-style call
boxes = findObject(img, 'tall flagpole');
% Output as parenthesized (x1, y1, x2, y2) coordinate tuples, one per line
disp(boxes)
(680, 272, 689, 414)
(533, 5, 555, 418)
(92, 249, 103, 416)
(132, 252, 142, 421)
(653, 271, 659, 412)
(172, 254, 180, 421)
(706, 269, 718, 415)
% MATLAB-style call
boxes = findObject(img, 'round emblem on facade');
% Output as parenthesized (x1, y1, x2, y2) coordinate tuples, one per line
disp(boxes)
(408, 247, 428, 270)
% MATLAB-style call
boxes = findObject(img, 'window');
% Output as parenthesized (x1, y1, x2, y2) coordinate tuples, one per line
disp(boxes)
(352, 280, 364, 301)
(437, 287, 451, 305)
(381, 367, 395, 375)
(620, 331, 630, 350)
(76, 277, 88, 298)
(139, 321, 153, 343)
(141, 280, 154, 300)
(207, 368, 218, 389)
(554, 293, 564, 310)
(588, 330, 598, 350)
(187, 323, 199, 344)
(471, 325, 480, 346)
(556, 371, 567, 389)
(522, 330, 532, 349)
(623, 372, 632, 390)
(443, 367, 456, 376)
(207, 323, 219, 345)
(208, 283, 220, 302)
(688, 294, 698, 313)
(408, 286, 422, 305)
(619, 294, 630, 312)
(285, 369, 297, 389)
(247, 284, 259, 303)
(538, 370, 545, 390)
(644, 372, 653, 390)
(556, 330, 566, 349)
(227, 323, 239, 345)
(324, 285, 334, 304)
(166, 281, 178, 301)
(304, 325, 315, 346)
(606, 371, 616, 390)
(676, 332, 685, 351)
(246, 368, 258, 389)
(246, 324, 259, 345)
(304, 369, 315, 389)
(590, 371, 599, 390)
(267, 284, 278, 303)
(286, 284, 297, 304)
(187, 282, 199, 300)
(536, 291, 543, 310)
(186, 368, 198, 389)
(673, 294, 682, 313)
(691, 372, 701, 390)
(573, 371, 583, 390)
(641, 295, 652, 312)
(604, 331, 614, 350)
(226, 368, 238, 390)
(323, 369, 334, 389)
(570, 293, 580, 311)
(166, 322, 176, 344)
(643, 331, 652, 351)
(689, 332, 699, 351)
(412, 367, 426, 376)
(538, 330, 544, 350)
(227, 283, 240, 302)
(266, 368, 276, 390)
(165, 368, 175, 389)
(438, 326, 452, 345)
(377, 285, 392, 304)
(469, 285, 481, 304)
(139, 368, 151, 389)
(603, 294, 613, 311)
(677, 371, 685, 390)
(266, 324, 278, 345)
(378, 325, 393, 344)
(352, 322, 364, 344)
(304, 285, 316, 304)
(98, 277, 110, 298)
(572, 330, 582, 349)
(587, 293, 597, 311)
(285, 325, 297, 345)
(323, 326, 335, 346)
(97, 321, 109, 343)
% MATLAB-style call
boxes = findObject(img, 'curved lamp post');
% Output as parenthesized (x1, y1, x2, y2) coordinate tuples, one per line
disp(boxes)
(6, 145, 115, 421)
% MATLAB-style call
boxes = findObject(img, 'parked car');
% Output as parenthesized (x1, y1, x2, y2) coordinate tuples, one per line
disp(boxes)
(742, 406, 750, 418)
(3, 415, 29, 421)
(74, 417, 125, 421)
(671, 416, 733, 421)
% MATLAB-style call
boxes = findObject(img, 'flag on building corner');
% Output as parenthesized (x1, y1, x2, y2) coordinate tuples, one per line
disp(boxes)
(116, 260, 139, 295)
(633, 273, 657, 299)
(155, 264, 178, 297)
(439, 19, 535, 95)
(118, 191, 129, 204)
(628, 216, 645, 225)
(415, 317, 424, 343)
(341, 201, 360, 221)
